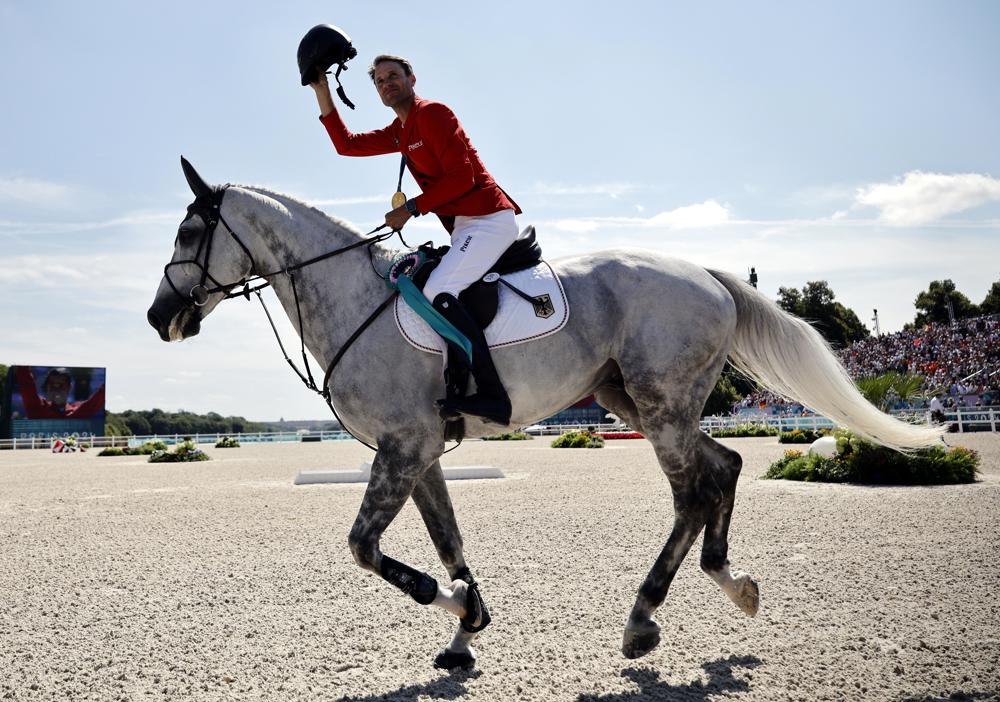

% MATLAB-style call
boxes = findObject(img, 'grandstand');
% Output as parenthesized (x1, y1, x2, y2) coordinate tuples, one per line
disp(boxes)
(735, 314, 1000, 415)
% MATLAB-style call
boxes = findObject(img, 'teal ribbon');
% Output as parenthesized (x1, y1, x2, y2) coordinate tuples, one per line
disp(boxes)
(385, 253, 473, 363)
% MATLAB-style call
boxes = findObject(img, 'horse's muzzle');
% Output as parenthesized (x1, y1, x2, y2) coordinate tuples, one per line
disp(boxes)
(147, 302, 201, 342)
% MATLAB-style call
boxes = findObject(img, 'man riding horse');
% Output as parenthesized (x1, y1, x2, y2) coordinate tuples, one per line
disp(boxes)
(303, 27, 520, 426)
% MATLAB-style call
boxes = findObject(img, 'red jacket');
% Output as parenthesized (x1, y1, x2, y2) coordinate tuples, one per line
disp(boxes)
(320, 97, 520, 228)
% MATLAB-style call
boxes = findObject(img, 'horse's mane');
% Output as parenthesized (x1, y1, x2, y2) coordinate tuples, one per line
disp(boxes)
(239, 184, 362, 237)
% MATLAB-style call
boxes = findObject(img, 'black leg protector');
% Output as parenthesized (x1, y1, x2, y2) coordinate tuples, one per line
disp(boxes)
(452, 567, 492, 633)
(380, 555, 439, 605)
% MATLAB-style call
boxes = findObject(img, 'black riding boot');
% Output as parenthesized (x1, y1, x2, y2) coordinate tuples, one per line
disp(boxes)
(432, 293, 512, 426)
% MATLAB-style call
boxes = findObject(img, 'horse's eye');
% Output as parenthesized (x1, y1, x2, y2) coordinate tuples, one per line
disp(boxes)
(178, 216, 205, 243)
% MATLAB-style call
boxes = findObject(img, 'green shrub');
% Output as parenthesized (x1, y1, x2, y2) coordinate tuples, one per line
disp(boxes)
(132, 440, 168, 455)
(215, 436, 241, 448)
(551, 431, 604, 448)
(764, 429, 979, 484)
(149, 439, 210, 464)
(778, 428, 831, 444)
(98, 447, 127, 457)
(711, 424, 778, 438)
(481, 432, 531, 441)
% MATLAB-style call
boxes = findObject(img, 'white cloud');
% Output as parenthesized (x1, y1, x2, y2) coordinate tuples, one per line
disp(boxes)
(0, 176, 77, 205)
(552, 219, 600, 233)
(648, 200, 731, 228)
(530, 181, 636, 198)
(855, 171, 1000, 226)
(0, 211, 177, 236)
(545, 199, 732, 232)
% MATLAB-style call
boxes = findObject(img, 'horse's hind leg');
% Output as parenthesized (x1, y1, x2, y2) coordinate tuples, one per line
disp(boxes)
(696, 433, 759, 616)
(410, 460, 491, 669)
(622, 420, 716, 659)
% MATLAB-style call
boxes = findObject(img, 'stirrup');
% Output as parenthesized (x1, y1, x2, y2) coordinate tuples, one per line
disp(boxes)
(437, 396, 511, 426)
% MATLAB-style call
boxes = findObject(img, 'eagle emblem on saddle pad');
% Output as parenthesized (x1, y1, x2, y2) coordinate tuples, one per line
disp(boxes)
(394, 261, 569, 354)
(532, 294, 554, 319)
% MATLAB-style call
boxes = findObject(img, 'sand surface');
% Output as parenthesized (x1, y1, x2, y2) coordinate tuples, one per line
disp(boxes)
(1, 434, 998, 701)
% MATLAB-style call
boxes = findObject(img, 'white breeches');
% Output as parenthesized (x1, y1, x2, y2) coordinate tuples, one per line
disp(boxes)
(421, 208, 519, 303)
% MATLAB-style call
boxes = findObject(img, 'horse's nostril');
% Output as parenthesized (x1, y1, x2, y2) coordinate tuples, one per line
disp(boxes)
(147, 309, 163, 331)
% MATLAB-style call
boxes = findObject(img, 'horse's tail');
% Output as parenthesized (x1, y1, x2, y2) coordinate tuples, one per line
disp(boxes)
(707, 269, 944, 451)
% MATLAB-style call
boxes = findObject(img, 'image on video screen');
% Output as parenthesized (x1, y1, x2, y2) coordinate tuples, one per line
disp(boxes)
(8, 365, 106, 438)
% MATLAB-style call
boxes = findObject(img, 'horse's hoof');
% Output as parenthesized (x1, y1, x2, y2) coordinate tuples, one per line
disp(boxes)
(434, 647, 476, 670)
(732, 573, 760, 617)
(622, 619, 661, 659)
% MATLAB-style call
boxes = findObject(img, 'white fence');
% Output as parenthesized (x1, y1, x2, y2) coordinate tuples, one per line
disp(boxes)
(2, 408, 998, 451)
(0, 429, 353, 451)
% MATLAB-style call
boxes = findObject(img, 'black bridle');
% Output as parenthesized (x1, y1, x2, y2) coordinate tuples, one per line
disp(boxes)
(163, 185, 411, 451)
(164, 185, 397, 306)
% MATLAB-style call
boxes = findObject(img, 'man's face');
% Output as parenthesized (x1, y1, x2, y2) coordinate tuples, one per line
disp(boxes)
(44, 374, 71, 406)
(372, 61, 415, 108)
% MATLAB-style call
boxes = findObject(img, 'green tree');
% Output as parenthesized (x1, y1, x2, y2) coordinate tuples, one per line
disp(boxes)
(912, 279, 979, 326)
(105, 414, 132, 436)
(777, 281, 870, 348)
(855, 372, 925, 412)
(980, 280, 1000, 315)
(0, 363, 8, 401)
(703, 373, 741, 416)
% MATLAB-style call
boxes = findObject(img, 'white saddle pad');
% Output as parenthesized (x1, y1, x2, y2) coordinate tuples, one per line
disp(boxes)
(394, 261, 569, 354)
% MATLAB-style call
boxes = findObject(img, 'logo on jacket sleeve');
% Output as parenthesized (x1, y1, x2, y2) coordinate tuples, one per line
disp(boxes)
(408, 140, 424, 151)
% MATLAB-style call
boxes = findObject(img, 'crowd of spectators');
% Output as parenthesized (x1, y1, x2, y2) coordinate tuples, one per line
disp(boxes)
(733, 314, 1000, 415)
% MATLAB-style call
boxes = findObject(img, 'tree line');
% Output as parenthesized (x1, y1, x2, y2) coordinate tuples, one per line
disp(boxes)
(105, 409, 271, 437)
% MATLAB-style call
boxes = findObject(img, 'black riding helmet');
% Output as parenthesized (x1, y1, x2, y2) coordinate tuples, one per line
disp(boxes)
(298, 24, 358, 108)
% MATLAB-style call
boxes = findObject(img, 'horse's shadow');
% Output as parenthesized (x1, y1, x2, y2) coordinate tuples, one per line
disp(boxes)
(577, 654, 762, 702)
(335, 668, 481, 702)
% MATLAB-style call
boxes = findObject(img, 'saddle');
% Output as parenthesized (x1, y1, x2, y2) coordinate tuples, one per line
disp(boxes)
(409, 225, 544, 441)
(410, 226, 544, 327)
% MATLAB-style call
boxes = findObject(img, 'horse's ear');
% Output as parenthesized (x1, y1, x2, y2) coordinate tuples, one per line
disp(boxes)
(180, 156, 213, 199)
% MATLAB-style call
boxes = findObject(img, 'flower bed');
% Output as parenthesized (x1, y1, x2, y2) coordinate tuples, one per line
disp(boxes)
(594, 432, 644, 440)
(764, 429, 978, 484)
(98, 440, 168, 457)
(710, 424, 779, 438)
(481, 432, 531, 441)
(149, 439, 210, 464)
(778, 428, 831, 444)
(551, 431, 605, 449)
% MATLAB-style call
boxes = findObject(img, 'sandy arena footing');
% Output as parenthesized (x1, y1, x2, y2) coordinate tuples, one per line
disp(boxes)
(0, 434, 998, 701)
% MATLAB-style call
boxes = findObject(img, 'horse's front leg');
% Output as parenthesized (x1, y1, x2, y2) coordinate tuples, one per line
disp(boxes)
(411, 460, 491, 669)
(347, 442, 485, 668)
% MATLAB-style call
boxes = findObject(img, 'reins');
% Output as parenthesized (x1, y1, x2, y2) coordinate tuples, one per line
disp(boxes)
(165, 186, 458, 453)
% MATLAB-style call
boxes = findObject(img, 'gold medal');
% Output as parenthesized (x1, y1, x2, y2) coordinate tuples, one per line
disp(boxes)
(391, 191, 407, 209)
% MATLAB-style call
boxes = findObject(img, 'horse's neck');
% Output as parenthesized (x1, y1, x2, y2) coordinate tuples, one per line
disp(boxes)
(227, 187, 394, 370)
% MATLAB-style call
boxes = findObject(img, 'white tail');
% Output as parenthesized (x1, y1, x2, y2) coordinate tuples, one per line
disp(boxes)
(708, 269, 944, 451)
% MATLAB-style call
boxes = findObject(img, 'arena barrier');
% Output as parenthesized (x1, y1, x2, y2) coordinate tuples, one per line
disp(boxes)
(2, 408, 998, 450)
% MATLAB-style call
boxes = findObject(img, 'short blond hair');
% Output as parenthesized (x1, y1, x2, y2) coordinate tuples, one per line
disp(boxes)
(368, 54, 413, 81)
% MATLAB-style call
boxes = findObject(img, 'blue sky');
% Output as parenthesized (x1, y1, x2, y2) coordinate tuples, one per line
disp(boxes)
(2, 1, 998, 421)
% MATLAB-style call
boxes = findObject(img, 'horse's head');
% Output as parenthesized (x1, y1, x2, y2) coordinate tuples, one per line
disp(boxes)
(147, 158, 255, 341)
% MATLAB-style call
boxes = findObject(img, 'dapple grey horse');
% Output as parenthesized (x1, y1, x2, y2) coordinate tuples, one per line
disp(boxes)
(147, 160, 943, 669)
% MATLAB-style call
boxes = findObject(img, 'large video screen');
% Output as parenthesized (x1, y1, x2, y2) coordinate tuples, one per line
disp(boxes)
(6, 366, 106, 439)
